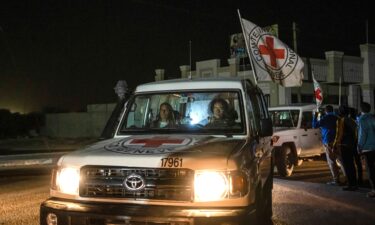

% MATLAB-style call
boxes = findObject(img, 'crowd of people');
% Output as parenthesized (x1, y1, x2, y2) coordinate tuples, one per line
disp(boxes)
(313, 102, 375, 198)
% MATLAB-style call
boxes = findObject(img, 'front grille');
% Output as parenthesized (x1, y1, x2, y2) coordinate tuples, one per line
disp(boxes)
(69, 216, 193, 225)
(80, 166, 194, 201)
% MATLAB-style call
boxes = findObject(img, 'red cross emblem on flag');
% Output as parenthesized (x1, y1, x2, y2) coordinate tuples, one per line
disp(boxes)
(129, 137, 185, 147)
(315, 88, 323, 101)
(259, 36, 285, 68)
(312, 73, 323, 105)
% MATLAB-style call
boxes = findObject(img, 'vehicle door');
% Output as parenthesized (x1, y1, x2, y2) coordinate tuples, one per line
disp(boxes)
(299, 111, 322, 156)
(246, 87, 272, 186)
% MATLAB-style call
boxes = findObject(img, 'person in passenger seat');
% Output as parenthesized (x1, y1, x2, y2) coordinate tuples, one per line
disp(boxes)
(151, 102, 177, 128)
(205, 98, 235, 127)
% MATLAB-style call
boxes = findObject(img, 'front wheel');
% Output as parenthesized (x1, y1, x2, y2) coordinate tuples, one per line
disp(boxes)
(254, 183, 273, 225)
(275, 145, 294, 177)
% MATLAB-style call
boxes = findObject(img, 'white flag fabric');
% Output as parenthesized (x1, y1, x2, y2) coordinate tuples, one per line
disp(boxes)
(312, 72, 323, 108)
(240, 18, 304, 87)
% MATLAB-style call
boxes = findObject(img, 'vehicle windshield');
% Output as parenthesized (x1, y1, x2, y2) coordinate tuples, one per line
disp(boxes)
(269, 110, 299, 128)
(118, 91, 244, 134)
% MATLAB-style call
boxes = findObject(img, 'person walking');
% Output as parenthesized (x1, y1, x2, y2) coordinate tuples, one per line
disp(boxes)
(357, 102, 375, 198)
(348, 107, 364, 185)
(313, 105, 343, 185)
(333, 106, 358, 191)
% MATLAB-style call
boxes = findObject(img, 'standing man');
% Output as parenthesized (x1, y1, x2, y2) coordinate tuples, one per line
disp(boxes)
(357, 102, 375, 198)
(333, 106, 358, 191)
(313, 105, 343, 185)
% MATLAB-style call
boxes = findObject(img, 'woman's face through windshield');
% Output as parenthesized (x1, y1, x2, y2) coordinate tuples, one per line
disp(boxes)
(159, 104, 171, 121)
(213, 102, 225, 119)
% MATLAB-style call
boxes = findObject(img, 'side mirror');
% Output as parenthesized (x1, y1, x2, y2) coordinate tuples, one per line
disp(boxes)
(260, 118, 273, 137)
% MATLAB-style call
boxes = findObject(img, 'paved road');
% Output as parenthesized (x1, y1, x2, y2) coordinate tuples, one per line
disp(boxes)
(1, 157, 375, 225)
(276, 157, 371, 189)
(273, 178, 375, 225)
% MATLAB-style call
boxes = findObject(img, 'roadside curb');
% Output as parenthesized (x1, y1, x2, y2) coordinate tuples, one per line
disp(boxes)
(0, 152, 67, 168)
(0, 158, 53, 167)
(0, 148, 75, 155)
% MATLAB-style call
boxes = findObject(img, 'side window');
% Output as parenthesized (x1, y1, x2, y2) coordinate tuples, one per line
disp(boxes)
(247, 90, 261, 134)
(126, 97, 150, 128)
(257, 92, 269, 119)
(301, 111, 313, 129)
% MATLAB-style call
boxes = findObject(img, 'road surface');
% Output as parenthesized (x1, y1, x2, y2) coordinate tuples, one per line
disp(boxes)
(0, 158, 374, 225)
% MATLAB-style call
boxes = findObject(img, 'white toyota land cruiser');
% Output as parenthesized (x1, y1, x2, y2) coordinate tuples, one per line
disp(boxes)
(40, 77, 274, 225)
(269, 104, 324, 177)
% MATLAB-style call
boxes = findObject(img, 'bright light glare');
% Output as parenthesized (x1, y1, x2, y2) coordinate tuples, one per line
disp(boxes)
(190, 113, 200, 125)
(57, 168, 80, 195)
(194, 172, 228, 201)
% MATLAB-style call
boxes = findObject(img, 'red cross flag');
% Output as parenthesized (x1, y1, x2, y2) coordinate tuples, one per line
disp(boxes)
(312, 72, 323, 108)
(239, 17, 304, 87)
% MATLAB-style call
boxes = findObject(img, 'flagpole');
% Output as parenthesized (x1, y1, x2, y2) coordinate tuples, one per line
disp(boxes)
(237, 9, 258, 85)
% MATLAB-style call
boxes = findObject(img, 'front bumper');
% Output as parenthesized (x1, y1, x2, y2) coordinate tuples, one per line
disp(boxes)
(40, 198, 256, 225)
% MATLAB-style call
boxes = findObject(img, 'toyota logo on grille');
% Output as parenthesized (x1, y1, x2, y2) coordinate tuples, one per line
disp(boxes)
(124, 174, 145, 191)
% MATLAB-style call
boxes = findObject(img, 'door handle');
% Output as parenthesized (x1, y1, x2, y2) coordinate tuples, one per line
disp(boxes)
(302, 134, 308, 137)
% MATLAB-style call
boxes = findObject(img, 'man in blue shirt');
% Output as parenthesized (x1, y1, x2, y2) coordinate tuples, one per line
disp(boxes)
(313, 105, 343, 185)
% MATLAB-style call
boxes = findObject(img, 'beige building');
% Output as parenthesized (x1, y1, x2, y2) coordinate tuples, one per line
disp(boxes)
(155, 44, 375, 112)
(44, 44, 375, 138)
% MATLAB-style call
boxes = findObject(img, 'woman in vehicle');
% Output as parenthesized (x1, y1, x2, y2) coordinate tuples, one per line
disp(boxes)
(205, 98, 235, 127)
(151, 102, 177, 128)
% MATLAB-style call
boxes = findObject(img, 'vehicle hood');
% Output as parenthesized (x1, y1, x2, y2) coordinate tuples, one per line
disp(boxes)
(273, 127, 297, 134)
(59, 135, 246, 170)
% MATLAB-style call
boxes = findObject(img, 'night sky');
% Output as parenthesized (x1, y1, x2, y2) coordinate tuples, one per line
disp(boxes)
(0, 0, 372, 113)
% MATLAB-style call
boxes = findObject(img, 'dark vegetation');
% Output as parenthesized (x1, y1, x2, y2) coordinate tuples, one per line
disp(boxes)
(0, 109, 44, 138)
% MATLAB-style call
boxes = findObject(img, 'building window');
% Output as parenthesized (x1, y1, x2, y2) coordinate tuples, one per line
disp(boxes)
(291, 94, 298, 103)
(301, 94, 313, 103)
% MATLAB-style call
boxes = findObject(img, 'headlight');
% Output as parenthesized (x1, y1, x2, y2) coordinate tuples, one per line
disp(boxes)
(55, 167, 80, 195)
(194, 171, 248, 202)
(194, 171, 228, 201)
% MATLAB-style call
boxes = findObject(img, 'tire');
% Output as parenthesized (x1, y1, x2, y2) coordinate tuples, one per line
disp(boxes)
(275, 145, 294, 177)
(254, 182, 273, 225)
(262, 177, 273, 225)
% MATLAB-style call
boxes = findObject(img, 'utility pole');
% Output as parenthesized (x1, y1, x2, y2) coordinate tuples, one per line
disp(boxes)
(189, 40, 192, 79)
(366, 20, 369, 44)
(293, 22, 298, 53)
(292, 22, 301, 103)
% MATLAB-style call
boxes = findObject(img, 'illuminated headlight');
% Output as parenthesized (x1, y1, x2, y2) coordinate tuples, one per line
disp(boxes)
(194, 171, 248, 202)
(194, 171, 228, 201)
(54, 167, 80, 195)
